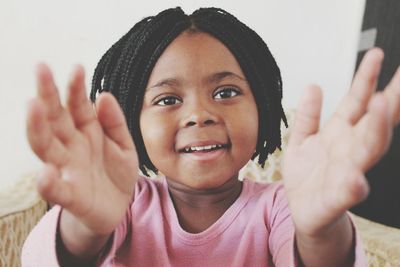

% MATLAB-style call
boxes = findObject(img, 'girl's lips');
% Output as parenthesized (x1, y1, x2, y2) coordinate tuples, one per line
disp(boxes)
(177, 140, 229, 153)
(181, 145, 227, 162)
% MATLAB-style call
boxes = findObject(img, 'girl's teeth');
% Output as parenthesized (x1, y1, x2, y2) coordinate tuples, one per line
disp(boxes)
(184, 144, 222, 152)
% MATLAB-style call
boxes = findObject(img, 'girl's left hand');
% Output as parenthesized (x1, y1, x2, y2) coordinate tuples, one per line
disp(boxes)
(283, 48, 400, 236)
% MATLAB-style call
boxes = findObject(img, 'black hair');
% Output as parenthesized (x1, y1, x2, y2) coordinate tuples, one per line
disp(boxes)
(90, 7, 287, 176)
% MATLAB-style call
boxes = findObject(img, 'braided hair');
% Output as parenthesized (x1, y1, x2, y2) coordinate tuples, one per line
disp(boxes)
(90, 7, 287, 176)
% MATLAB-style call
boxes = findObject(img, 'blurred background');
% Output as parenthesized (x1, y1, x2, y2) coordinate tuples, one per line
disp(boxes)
(0, 0, 365, 189)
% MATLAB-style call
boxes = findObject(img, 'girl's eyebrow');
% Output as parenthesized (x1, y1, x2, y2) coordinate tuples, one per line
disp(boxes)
(148, 78, 180, 90)
(147, 71, 247, 91)
(207, 71, 247, 84)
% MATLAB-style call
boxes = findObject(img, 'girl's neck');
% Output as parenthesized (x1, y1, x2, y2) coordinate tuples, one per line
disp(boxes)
(166, 176, 243, 233)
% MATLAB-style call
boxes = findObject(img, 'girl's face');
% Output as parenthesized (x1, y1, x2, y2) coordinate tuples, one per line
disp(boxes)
(140, 31, 258, 189)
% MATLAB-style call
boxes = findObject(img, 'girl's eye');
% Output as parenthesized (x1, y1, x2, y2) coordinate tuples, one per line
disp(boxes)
(154, 96, 182, 106)
(213, 87, 241, 99)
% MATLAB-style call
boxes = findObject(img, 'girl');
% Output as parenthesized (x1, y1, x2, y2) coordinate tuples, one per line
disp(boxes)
(23, 7, 400, 267)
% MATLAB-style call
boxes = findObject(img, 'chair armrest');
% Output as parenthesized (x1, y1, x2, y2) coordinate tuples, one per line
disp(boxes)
(351, 213, 400, 267)
(0, 172, 48, 267)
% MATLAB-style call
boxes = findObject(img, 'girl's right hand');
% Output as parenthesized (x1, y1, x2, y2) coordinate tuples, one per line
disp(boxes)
(26, 64, 138, 237)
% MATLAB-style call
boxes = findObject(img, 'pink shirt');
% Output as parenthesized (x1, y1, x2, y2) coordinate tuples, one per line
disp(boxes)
(22, 177, 367, 266)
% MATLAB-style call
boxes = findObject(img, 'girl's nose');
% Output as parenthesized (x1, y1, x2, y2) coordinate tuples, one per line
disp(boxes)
(181, 100, 219, 128)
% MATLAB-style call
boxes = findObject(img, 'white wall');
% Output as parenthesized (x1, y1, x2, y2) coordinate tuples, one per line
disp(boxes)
(0, 0, 365, 190)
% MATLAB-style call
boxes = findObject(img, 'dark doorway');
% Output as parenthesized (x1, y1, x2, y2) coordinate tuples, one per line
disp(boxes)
(350, 0, 400, 228)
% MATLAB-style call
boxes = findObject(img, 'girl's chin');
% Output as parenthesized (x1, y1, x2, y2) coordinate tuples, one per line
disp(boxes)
(165, 172, 240, 191)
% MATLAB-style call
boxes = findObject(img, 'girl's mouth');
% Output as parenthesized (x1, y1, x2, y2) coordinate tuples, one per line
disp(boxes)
(178, 143, 230, 162)
(180, 144, 229, 153)
(178, 142, 230, 154)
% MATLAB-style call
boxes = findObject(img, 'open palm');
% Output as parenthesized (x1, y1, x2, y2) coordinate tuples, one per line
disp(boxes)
(26, 64, 138, 235)
(283, 48, 400, 236)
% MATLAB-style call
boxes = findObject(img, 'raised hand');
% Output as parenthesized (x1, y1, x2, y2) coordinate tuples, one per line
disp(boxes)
(282, 48, 400, 237)
(26, 64, 138, 236)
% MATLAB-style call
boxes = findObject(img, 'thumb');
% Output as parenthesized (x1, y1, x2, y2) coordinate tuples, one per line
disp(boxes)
(37, 164, 73, 208)
(289, 85, 323, 146)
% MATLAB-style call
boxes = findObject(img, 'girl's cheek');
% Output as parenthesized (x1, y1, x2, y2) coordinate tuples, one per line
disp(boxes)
(140, 110, 172, 154)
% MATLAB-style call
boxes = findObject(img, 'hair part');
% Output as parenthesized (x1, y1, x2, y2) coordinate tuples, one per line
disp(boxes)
(90, 7, 287, 176)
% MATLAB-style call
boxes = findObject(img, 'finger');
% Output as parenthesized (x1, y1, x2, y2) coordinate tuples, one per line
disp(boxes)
(36, 64, 77, 143)
(36, 63, 62, 116)
(26, 99, 70, 166)
(335, 48, 384, 124)
(289, 85, 323, 146)
(382, 66, 400, 125)
(66, 65, 104, 154)
(352, 93, 391, 171)
(96, 93, 135, 150)
(67, 65, 98, 129)
(37, 164, 73, 208)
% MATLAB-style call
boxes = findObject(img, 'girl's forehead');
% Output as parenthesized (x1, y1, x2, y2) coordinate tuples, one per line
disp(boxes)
(147, 31, 245, 86)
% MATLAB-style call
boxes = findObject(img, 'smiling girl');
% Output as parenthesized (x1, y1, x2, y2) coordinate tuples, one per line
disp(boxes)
(22, 7, 400, 267)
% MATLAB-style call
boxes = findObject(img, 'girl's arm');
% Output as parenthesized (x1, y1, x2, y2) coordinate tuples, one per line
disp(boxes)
(26, 64, 138, 265)
(282, 48, 400, 267)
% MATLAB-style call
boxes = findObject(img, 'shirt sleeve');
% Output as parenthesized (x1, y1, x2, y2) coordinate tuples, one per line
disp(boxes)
(267, 184, 299, 267)
(349, 212, 369, 267)
(21, 178, 146, 267)
(21, 205, 62, 267)
(21, 204, 132, 267)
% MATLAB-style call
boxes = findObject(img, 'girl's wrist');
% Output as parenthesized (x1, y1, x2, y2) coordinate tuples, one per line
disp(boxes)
(294, 214, 354, 267)
(295, 213, 351, 241)
(58, 208, 112, 263)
